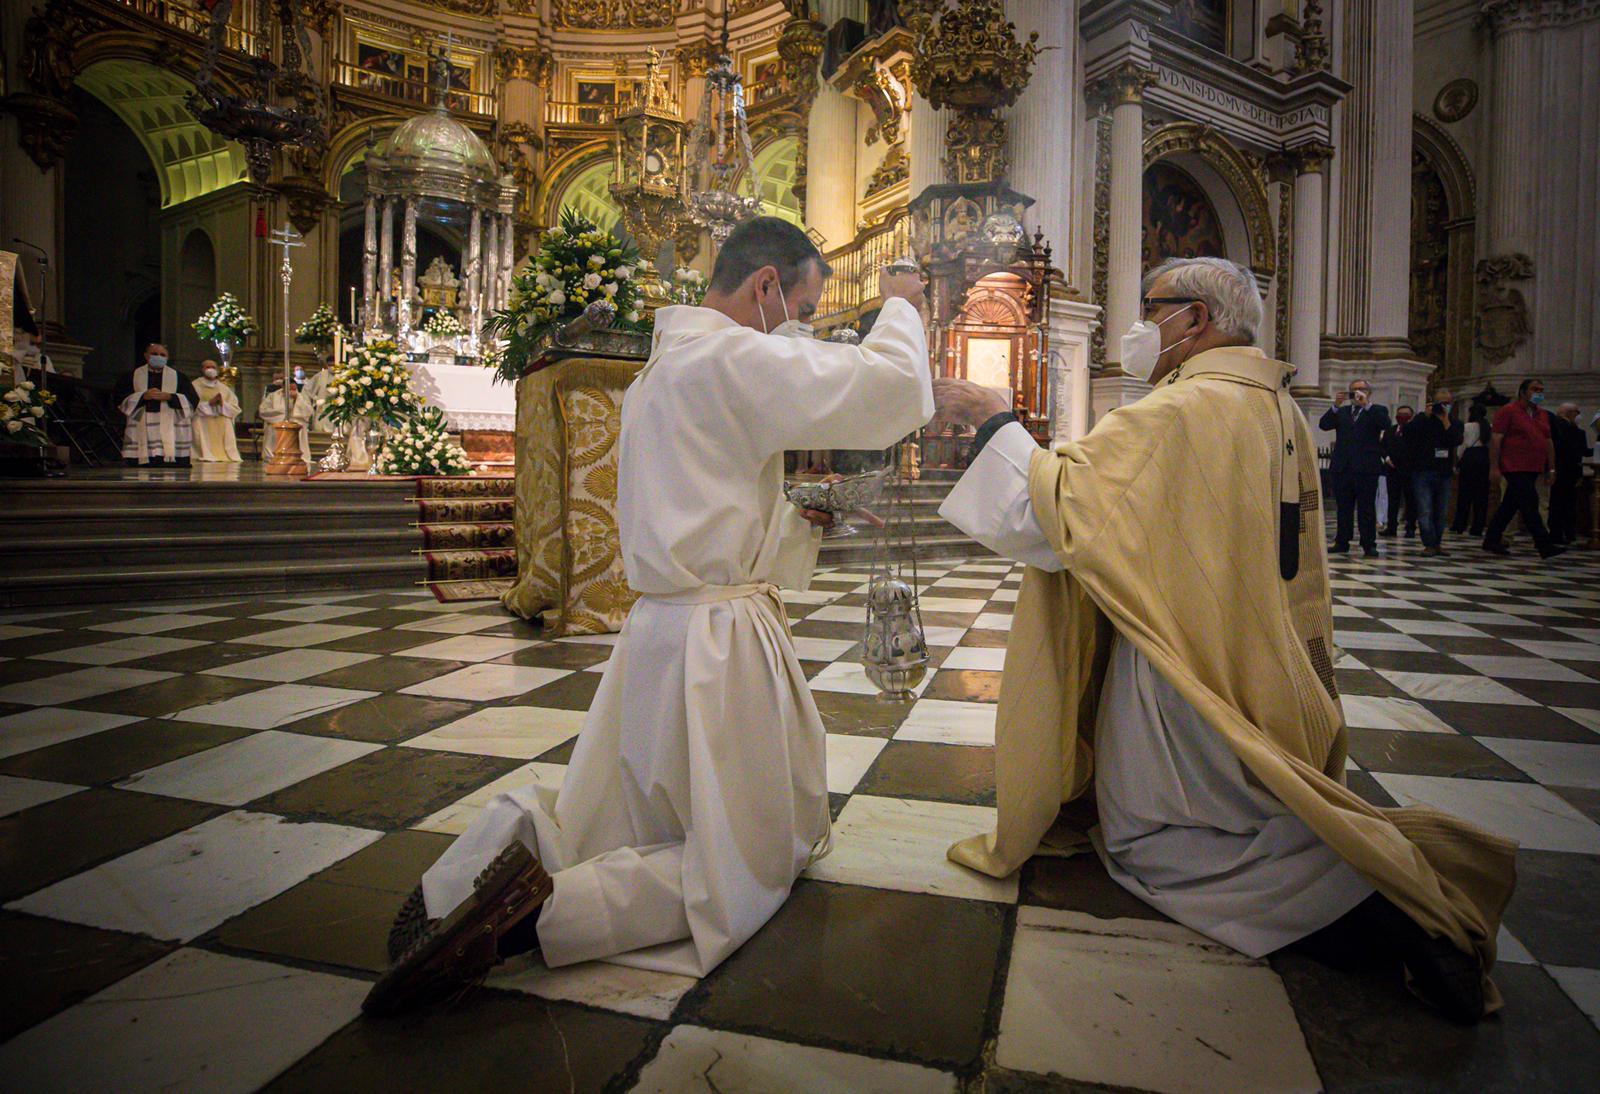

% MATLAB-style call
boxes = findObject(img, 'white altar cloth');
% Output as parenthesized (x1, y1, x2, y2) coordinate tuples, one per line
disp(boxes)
(405, 359, 516, 432)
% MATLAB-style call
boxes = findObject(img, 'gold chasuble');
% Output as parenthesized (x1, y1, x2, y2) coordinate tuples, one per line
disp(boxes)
(948, 346, 1517, 1008)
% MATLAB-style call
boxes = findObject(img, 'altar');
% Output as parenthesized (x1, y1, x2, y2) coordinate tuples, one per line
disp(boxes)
(405, 358, 516, 433)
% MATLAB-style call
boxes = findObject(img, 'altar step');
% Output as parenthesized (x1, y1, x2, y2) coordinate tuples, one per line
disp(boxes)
(815, 470, 992, 568)
(0, 479, 426, 608)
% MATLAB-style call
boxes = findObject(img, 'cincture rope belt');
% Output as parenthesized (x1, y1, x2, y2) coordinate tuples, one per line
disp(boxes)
(637, 581, 832, 866)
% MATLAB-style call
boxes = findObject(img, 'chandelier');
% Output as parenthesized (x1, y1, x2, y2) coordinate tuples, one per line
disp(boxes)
(683, 53, 763, 245)
(188, 0, 327, 189)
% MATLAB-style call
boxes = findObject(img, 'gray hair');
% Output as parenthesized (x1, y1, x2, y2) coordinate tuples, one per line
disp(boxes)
(1141, 256, 1263, 344)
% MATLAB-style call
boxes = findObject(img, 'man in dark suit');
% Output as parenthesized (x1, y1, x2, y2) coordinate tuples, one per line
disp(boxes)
(1319, 379, 1391, 557)
(1549, 403, 1591, 545)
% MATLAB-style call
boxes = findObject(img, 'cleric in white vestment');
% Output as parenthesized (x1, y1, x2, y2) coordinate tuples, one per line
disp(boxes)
(115, 343, 195, 467)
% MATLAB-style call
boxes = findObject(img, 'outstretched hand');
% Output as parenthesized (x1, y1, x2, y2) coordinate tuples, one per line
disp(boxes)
(931, 377, 1011, 431)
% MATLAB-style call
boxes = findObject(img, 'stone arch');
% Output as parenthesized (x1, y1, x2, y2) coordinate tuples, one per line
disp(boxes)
(73, 58, 246, 208)
(175, 228, 217, 367)
(542, 147, 625, 234)
(741, 134, 805, 228)
(1410, 113, 1477, 381)
(1142, 122, 1275, 277)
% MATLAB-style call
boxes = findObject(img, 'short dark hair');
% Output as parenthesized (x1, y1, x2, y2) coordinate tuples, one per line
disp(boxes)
(1518, 377, 1540, 397)
(709, 216, 831, 293)
(1397, 405, 1414, 415)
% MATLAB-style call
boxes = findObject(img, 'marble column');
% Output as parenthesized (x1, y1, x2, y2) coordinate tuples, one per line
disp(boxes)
(1005, 0, 1079, 277)
(1290, 144, 1333, 392)
(378, 198, 395, 326)
(400, 200, 418, 333)
(361, 195, 378, 331)
(1093, 64, 1152, 365)
(908, 91, 949, 196)
(1048, 297, 1101, 441)
(806, 78, 859, 249)
(500, 214, 516, 304)
(1328, 0, 1415, 354)
(484, 214, 500, 321)
(465, 207, 482, 339)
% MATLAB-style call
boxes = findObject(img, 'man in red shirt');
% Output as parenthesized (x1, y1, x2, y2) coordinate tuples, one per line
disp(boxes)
(1483, 378, 1563, 559)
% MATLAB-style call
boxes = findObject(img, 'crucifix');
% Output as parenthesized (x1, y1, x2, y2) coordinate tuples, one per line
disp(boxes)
(267, 221, 309, 476)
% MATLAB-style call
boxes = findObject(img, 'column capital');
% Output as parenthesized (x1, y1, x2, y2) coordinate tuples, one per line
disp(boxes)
(1480, 0, 1600, 35)
(496, 44, 553, 89)
(1286, 141, 1335, 175)
(1087, 62, 1156, 110)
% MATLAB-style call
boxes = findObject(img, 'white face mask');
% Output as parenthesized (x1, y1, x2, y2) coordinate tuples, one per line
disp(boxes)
(1118, 305, 1195, 383)
(293, 369, 306, 384)
(758, 278, 812, 339)
(202, 367, 219, 379)
(147, 355, 167, 369)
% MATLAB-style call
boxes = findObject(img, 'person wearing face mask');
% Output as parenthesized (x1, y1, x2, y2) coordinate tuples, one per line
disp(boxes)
(1404, 391, 1463, 557)
(1379, 406, 1419, 540)
(368, 217, 932, 1014)
(190, 359, 242, 463)
(928, 256, 1513, 1024)
(1318, 379, 1391, 558)
(1483, 377, 1562, 559)
(114, 343, 197, 467)
(257, 373, 312, 467)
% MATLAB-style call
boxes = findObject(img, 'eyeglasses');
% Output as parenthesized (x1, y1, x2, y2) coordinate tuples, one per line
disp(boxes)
(1141, 296, 1199, 319)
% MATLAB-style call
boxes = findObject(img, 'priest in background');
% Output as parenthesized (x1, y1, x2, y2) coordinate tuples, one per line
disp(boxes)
(292, 361, 335, 455)
(116, 343, 195, 467)
(365, 217, 933, 1014)
(258, 372, 310, 465)
(191, 359, 241, 463)
(932, 256, 1516, 1024)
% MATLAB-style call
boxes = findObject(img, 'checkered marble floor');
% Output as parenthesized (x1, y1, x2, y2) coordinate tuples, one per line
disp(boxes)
(1, 533, 1599, 1091)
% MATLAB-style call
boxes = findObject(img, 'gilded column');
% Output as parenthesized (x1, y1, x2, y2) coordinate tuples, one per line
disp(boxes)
(1290, 144, 1334, 392)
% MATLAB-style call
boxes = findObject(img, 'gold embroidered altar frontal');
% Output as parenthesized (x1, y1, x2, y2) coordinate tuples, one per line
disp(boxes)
(501, 357, 644, 635)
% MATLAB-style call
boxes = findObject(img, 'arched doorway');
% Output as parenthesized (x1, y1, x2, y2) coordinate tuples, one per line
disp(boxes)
(749, 136, 805, 228)
(1409, 115, 1475, 385)
(175, 229, 217, 369)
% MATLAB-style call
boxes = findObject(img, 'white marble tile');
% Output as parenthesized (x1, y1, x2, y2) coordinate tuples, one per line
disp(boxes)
(1371, 773, 1600, 853)
(789, 636, 858, 662)
(805, 604, 868, 624)
(399, 664, 570, 701)
(1555, 627, 1600, 645)
(87, 613, 227, 635)
(1491, 602, 1576, 618)
(1332, 630, 1431, 652)
(1331, 604, 1371, 619)
(807, 660, 931, 698)
(780, 589, 839, 606)
(1437, 610, 1545, 628)
(136, 598, 246, 613)
(990, 587, 1020, 603)
(171, 683, 375, 729)
(1478, 738, 1600, 790)
(393, 613, 512, 635)
(243, 622, 378, 648)
(995, 907, 1320, 1094)
(399, 634, 542, 662)
(1337, 596, 1418, 609)
(895, 698, 997, 746)
(933, 577, 1004, 590)
(917, 596, 986, 614)
(117, 730, 381, 805)
(1508, 639, 1600, 663)
(1555, 707, 1600, 736)
(405, 706, 586, 760)
(1384, 618, 1489, 637)
(805, 795, 1017, 903)
(1334, 652, 1367, 671)
(0, 948, 367, 1094)
(0, 774, 83, 817)
(555, 633, 618, 647)
(1451, 655, 1591, 682)
(631, 1025, 958, 1094)
(972, 612, 1013, 631)
(201, 648, 377, 683)
(1359, 574, 1418, 585)
(938, 646, 1007, 671)
(825, 733, 887, 794)
(250, 603, 371, 623)
(1548, 966, 1600, 1031)
(1496, 925, 1537, 965)
(0, 707, 142, 760)
(1339, 695, 1456, 734)
(413, 762, 566, 835)
(0, 665, 177, 707)
(33, 634, 208, 666)
(7, 809, 382, 940)
(921, 625, 971, 647)
(488, 955, 697, 1021)
(1399, 590, 1470, 603)
(0, 623, 52, 640)
(1526, 596, 1600, 609)
(1375, 671, 1538, 706)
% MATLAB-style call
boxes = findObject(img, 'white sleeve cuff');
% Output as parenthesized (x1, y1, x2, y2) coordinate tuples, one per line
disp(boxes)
(939, 422, 1063, 572)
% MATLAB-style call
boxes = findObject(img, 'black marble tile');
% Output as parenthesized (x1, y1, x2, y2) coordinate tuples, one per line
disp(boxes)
(0, 912, 175, 1041)
(1345, 729, 1531, 781)
(854, 740, 996, 806)
(1424, 701, 1600, 743)
(1501, 849, 1600, 968)
(250, 747, 521, 829)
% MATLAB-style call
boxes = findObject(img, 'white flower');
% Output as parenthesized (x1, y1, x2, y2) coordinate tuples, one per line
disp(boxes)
(548, 290, 566, 306)
(583, 273, 602, 290)
(616, 265, 634, 280)
(29, 406, 45, 418)
(2, 390, 20, 403)
(603, 282, 618, 297)
(588, 254, 605, 268)
(4, 420, 20, 433)
(19, 380, 34, 391)
(624, 310, 640, 322)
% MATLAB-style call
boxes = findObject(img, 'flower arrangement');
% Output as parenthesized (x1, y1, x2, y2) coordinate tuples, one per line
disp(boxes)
(0, 377, 57, 447)
(192, 292, 258, 346)
(668, 265, 709, 307)
(483, 208, 643, 382)
(422, 310, 465, 339)
(372, 404, 473, 476)
(294, 303, 341, 353)
(320, 338, 422, 427)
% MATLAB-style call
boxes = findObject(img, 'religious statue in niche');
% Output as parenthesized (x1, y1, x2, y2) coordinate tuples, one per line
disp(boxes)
(1161, 0, 1227, 52)
(943, 198, 982, 246)
(1142, 162, 1226, 270)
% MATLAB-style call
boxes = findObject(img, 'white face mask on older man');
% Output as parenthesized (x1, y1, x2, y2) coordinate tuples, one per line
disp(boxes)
(1119, 304, 1196, 383)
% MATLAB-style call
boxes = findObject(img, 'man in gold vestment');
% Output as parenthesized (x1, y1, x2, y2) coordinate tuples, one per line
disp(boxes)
(934, 257, 1516, 1023)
